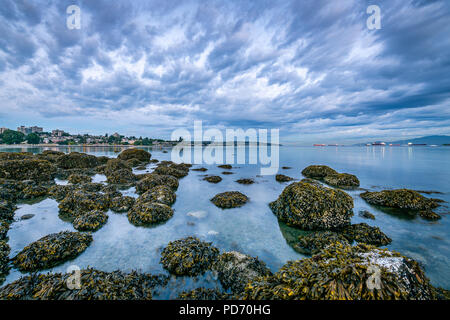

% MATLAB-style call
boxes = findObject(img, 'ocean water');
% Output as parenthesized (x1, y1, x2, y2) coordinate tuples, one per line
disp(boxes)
(1, 145, 449, 296)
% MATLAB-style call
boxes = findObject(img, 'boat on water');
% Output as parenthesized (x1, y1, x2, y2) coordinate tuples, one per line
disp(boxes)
(372, 142, 386, 146)
(408, 143, 427, 146)
(313, 144, 326, 146)
(389, 144, 400, 146)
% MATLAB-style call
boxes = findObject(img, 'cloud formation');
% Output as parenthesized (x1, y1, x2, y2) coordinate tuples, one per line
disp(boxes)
(0, 0, 449, 143)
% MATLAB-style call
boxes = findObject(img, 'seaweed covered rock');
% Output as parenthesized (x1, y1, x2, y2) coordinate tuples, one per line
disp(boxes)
(236, 178, 254, 185)
(73, 210, 108, 232)
(359, 210, 375, 220)
(154, 165, 188, 178)
(0, 159, 56, 181)
(419, 210, 441, 221)
(55, 167, 96, 180)
(0, 152, 34, 161)
(0, 240, 10, 284)
(57, 152, 99, 169)
(48, 184, 77, 201)
(36, 150, 64, 162)
(339, 223, 392, 246)
(106, 169, 137, 184)
(242, 243, 435, 300)
(127, 201, 174, 226)
(110, 196, 136, 213)
(0, 200, 16, 221)
(211, 191, 249, 209)
(0, 269, 167, 300)
(136, 174, 179, 193)
(294, 231, 349, 255)
(222, 171, 233, 175)
(324, 173, 360, 188)
(177, 288, 230, 300)
(160, 237, 219, 276)
(126, 158, 143, 168)
(20, 181, 51, 200)
(0, 220, 10, 240)
(301, 165, 338, 179)
(218, 164, 232, 169)
(214, 251, 272, 294)
(139, 185, 176, 206)
(192, 167, 208, 172)
(269, 181, 353, 230)
(105, 159, 131, 174)
(68, 174, 92, 184)
(276, 174, 294, 182)
(12, 231, 92, 272)
(58, 190, 110, 218)
(203, 175, 222, 183)
(118, 148, 151, 162)
(0, 179, 23, 202)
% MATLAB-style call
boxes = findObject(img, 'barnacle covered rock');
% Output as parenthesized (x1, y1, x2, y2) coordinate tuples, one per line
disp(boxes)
(67, 174, 92, 184)
(160, 237, 219, 276)
(136, 174, 179, 193)
(12, 231, 93, 272)
(211, 191, 249, 209)
(58, 190, 110, 218)
(73, 210, 108, 232)
(177, 288, 230, 300)
(203, 176, 222, 183)
(301, 165, 338, 179)
(236, 178, 254, 185)
(242, 243, 435, 300)
(269, 181, 353, 230)
(0, 200, 16, 221)
(127, 201, 174, 226)
(0, 269, 167, 300)
(110, 196, 136, 213)
(324, 173, 360, 188)
(214, 251, 272, 294)
(0, 240, 10, 284)
(118, 148, 151, 162)
(57, 152, 99, 169)
(339, 223, 392, 246)
(139, 185, 176, 206)
(294, 231, 349, 255)
(0, 159, 56, 181)
(276, 174, 294, 182)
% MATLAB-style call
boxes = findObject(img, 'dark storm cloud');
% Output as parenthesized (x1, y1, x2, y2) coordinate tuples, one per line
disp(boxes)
(0, 0, 449, 142)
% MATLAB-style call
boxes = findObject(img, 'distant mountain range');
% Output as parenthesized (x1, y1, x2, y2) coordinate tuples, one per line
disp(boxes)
(355, 135, 450, 146)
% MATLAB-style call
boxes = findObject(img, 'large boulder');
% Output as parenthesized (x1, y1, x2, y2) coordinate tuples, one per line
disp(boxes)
(160, 237, 219, 276)
(301, 165, 338, 179)
(0, 159, 56, 181)
(0, 269, 167, 300)
(210, 191, 249, 209)
(136, 174, 179, 193)
(127, 201, 174, 226)
(242, 243, 436, 300)
(214, 251, 272, 294)
(269, 181, 354, 230)
(118, 148, 151, 162)
(324, 173, 360, 188)
(57, 152, 99, 169)
(12, 231, 92, 272)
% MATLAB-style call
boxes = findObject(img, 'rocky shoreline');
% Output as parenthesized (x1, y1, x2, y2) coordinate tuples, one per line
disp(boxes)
(0, 151, 448, 299)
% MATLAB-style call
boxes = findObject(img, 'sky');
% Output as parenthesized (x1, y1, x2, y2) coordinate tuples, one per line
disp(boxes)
(0, 0, 449, 144)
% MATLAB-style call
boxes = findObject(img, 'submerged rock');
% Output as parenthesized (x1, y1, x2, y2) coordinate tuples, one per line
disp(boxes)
(118, 148, 151, 162)
(301, 165, 338, 179)
(160, 237, 219, 276)
(276, 174, 294, 182)
(192, 167, 208, 172)
(127, 201, 174, 226)
(214, 251, 272, 294)
(68, 174, 92, 184)
(0, 269, 167, 300)
(269, 181, 353, 230)
(218, 164, 232, 169)
(57, 152, 99, 169)
(324, 173, 360, 188)
(177, 288, 230, 300)
(339, 223, 392, 246)
(0, 159, 56, 181)
(136, 174, 179, 193)
(235, 178, 254, 185)
(203, 175, 222, 183)
(359, 210, 376, 220)
(110, 196, 136, 213)
(139, 185, 176, 206)
(12, 231, 93, 272)
(211, 191, 249, 209)
(20, 214, 35, 220)
(222, 171, 234, 175)
(294, 231, 349, 255)
(242, 243, 435, 300)
(73, 210, 108, 232)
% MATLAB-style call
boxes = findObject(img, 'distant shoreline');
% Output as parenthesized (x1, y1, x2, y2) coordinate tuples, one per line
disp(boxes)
(0, 144, 172, 148)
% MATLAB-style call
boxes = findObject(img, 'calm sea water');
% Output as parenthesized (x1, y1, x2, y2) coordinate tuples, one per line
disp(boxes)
(1, 145, 449, 296)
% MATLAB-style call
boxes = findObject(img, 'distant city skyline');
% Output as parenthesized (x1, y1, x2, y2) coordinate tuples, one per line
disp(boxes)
(1, 0, 449, 144)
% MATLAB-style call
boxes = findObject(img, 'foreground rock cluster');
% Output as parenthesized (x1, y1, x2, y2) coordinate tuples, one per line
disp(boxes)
(302, 165, 360, 188)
